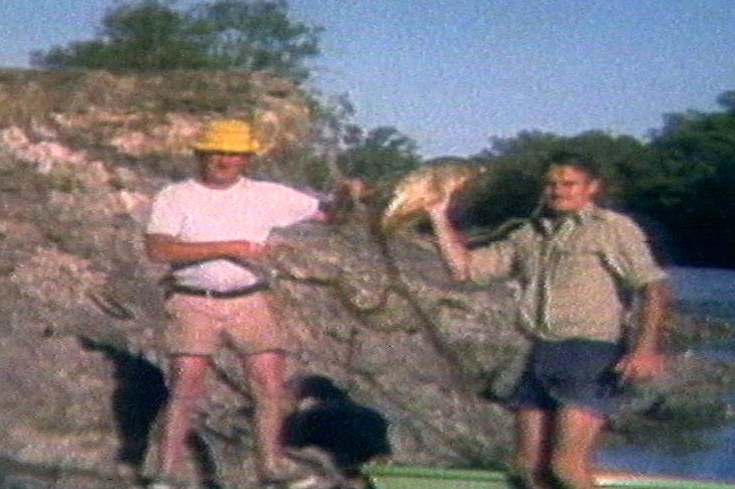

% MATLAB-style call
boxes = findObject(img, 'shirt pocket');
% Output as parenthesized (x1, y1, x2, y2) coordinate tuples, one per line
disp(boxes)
(550, 239, 605, 283)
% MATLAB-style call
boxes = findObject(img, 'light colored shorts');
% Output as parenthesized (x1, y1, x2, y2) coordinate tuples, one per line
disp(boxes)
(163, 291, 289, 356)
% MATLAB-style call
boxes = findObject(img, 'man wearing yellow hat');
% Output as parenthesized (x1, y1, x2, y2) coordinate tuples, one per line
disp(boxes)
(144, 119, 327, 488)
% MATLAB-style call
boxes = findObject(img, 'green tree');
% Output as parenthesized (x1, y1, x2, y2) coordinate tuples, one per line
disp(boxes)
(465, 131, 564, 228)
(477, 130, 653, 206)
(647, 94, 735, 267)
(31, 0, 321, 80)
(465, 130, 656, 234)
(33, 0, 206, 70)
(337, 125, 421, 186)
(191, 0, 321, 79)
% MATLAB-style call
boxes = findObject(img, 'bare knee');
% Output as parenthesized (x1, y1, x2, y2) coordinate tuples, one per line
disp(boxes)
(164, 356, 210, 418)
(250, 370, 287, 407)
(246, 351, 287, 404)
(166, 377, 206, 422)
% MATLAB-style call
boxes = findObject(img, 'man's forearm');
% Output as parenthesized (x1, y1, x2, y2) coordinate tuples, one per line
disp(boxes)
(616, 279, 670, 383)
(634, 279, 670, 353)
(145, 234, 267, 263)
(427, 208, 469, 281)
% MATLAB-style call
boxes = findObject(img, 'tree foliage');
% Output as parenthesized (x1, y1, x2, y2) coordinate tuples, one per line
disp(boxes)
(31, 0, 322, 80)
(464, 131, 652, 231)
(26, 4, 735, 268)
(190, 0, 321, 78)
(337, 125, 421, 186)
(645, 98, 735, 267)
(465, 91, 735, 268)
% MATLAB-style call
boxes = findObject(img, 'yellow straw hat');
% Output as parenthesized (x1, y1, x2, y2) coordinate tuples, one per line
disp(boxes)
(192, 119, 264, 154)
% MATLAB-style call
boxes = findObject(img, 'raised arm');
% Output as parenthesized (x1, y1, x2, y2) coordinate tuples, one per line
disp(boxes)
(426, 197, 470, 282)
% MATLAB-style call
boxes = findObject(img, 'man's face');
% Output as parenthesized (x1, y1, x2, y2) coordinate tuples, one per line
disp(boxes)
(198, 151, 253, 188)
(542, 164, 600, 214)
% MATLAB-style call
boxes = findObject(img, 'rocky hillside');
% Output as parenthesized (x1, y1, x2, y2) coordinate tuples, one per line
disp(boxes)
(0, 69, 733, 489)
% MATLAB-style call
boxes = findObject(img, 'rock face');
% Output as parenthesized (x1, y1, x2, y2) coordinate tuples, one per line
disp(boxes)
(0, 70, 732, 489)
(0, 69, 524, 489)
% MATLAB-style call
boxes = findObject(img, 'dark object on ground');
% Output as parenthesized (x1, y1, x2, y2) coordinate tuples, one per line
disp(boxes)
(283, 374, 391, 477)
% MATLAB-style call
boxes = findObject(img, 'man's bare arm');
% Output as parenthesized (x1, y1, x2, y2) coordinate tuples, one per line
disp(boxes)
(426, 201, 470, 282)
(616, 279, 670, 382)
(144, 233, 271, 264)
(636, 279, 670, 352)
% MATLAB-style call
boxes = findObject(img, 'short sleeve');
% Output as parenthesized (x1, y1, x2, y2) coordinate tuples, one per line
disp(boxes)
(603, 215, 668, 288)
(145, 186, 185, 237)
(265, 184, 320, 228)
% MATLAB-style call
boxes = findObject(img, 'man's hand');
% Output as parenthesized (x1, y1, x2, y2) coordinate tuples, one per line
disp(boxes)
(615, 349, 667, 384)
(617, 280, 670, 384)
(227, 240, 275, 261)
(340, 177, 374, 203)
(425, 190, 454, 218)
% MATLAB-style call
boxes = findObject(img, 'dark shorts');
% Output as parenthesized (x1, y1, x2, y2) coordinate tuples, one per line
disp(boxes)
(505, 338, 626, 416)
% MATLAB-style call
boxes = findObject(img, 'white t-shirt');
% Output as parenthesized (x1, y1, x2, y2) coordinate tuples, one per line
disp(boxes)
(146, 177, 319, 291)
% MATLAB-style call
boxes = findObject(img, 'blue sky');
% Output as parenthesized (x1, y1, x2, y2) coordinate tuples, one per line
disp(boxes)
(1, 0, 733, 157)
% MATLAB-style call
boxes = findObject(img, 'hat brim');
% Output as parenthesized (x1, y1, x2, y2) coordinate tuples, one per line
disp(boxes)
(191, 142, 263, 154)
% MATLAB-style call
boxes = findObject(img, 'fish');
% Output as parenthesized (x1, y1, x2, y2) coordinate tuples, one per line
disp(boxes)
(381, 158, 486, 232)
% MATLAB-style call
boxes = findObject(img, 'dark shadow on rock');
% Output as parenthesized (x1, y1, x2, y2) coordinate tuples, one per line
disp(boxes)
(188, 430, 223, 489)
(79, 337, 168, 469)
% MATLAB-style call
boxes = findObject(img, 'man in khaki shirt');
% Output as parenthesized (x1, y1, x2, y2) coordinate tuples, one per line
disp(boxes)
(428, 154, 669, 489)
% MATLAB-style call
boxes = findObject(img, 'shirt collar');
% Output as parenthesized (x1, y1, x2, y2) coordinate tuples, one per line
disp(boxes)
(534, 204, 601, 234)
(571, 204, 601, 223)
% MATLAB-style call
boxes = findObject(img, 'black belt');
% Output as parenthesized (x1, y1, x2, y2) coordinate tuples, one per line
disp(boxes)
(167, 281, 270, 299)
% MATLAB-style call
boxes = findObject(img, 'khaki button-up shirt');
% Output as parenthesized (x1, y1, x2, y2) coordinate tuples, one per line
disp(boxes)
(469, 206, 667, 341)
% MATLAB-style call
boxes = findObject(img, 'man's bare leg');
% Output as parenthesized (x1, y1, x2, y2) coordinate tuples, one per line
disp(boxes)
(158, 355, 210, 481)
(244, 350, 290, 480)
(510, 408, 555, 489)
(549, 406, 607, 489)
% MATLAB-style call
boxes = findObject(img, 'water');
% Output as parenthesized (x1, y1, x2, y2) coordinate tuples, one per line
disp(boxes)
(668, 266, 735, 321)
(600, 426, 735, 482)
(598, 266, 735, 482)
